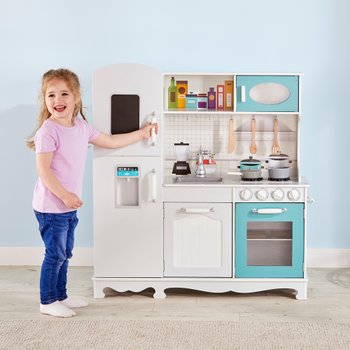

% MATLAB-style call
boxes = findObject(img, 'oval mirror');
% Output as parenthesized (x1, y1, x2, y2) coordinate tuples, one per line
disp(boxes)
(249, 83, 290, 105)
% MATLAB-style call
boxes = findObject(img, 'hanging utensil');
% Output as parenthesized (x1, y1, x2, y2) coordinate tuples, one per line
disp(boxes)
(271, 116, 281, 155)
(250, 116, 257, 154)
(228, 118, 235, 153)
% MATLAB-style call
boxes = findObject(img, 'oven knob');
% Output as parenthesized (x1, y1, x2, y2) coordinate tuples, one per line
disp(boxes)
(255, 188, 269, 201)
(239, 189, 253, 201)
(271, 188, 284, 201)
(287, 189, 300, 201)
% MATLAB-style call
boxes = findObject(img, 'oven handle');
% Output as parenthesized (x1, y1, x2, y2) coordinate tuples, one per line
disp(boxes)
(252, 208, 287, 214)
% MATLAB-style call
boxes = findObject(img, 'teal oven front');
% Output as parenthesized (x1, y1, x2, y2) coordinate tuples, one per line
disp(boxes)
(235, 203, 304, 278)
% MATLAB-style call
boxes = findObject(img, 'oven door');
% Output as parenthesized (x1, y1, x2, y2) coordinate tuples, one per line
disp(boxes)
(235, 203, 304, 278)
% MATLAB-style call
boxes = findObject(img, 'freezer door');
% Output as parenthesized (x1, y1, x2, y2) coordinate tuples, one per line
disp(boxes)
(93, 156, 163, 277)
(92, 63, 162, 157)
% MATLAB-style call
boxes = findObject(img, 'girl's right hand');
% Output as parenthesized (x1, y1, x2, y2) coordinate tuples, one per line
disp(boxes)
(61, 192, 83, 210)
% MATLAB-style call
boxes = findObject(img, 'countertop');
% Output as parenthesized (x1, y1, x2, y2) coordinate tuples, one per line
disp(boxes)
(163, 175, 310, 187)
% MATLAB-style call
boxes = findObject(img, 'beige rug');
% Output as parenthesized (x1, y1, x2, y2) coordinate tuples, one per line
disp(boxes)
(0, 320, 349, 350)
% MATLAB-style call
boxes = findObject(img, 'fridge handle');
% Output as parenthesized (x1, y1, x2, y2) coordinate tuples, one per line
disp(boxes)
(148, 169, 157, 202)
(150, 114, 157, 146)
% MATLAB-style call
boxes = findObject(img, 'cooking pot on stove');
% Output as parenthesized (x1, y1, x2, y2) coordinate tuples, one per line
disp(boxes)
(266, 154, 292, 168)
(228, 156, 263, 180)
(239, 156, 262, 170)
(268, 167, 290, 180)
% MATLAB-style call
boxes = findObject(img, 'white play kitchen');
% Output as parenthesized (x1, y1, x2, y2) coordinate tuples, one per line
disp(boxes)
(92, 63, 311, 300)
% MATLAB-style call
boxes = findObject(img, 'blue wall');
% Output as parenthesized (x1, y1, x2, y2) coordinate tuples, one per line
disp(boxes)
(0, 0, 349, 248)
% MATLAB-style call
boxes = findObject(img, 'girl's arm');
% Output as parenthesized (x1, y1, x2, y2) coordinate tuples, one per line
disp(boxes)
(90, 122, 158, 149)
(36, 152, 83, 210)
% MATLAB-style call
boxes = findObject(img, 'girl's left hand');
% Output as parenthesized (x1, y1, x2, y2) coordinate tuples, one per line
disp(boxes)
(141, 122, 158, 140)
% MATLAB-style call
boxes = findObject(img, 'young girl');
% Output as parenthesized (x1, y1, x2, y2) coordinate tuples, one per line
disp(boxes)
(27, 68, 158, 318)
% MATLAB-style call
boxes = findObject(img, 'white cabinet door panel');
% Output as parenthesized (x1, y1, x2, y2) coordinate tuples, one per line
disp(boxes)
(164, 202, 232, 277)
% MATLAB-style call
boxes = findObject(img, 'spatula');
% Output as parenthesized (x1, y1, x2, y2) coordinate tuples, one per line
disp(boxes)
(250, 117, 257, 154)
(228, 118, 235, 153)
(272, 117, 281, 155)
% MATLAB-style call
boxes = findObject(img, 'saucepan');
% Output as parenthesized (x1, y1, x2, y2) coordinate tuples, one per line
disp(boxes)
(228, 156, 263, 180)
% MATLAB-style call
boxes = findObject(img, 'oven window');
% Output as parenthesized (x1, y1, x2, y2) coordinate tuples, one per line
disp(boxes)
(246, 221, 292, 266)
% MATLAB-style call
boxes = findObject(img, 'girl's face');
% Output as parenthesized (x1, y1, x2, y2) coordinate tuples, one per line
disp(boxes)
(45, 79, 77, 126)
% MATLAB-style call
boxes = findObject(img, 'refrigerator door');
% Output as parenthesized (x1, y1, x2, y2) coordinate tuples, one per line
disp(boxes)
(92, 63, 162, 157)
(93, 156, 163, 277)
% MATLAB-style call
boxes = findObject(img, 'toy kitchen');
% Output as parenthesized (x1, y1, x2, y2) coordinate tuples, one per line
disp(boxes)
(92, 63, 311, 300)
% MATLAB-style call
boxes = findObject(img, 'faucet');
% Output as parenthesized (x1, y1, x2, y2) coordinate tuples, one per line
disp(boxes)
(196, 146, 206, 177)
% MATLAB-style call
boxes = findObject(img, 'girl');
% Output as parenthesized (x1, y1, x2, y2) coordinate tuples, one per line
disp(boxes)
(27, 68, 158, 318)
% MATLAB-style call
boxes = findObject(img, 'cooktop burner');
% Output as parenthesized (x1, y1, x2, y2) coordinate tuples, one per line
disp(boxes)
(268, 177, 290, 182)
(241, 177, 263, 182)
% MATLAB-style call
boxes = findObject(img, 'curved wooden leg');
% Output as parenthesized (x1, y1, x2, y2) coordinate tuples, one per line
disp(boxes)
(153, 288, 166, 299)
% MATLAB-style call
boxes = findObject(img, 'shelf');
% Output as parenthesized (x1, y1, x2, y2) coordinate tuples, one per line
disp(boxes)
(163, 110, 300, 115)
(164, 109, 234, 115)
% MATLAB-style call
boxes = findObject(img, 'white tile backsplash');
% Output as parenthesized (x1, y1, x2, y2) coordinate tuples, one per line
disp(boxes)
(164, 113, 298, 177)
(164, 114, 234, 161)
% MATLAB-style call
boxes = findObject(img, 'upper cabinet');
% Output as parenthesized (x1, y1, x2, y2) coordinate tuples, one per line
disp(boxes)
(163, 73, 301, 114)
(236, 75, 299, 112)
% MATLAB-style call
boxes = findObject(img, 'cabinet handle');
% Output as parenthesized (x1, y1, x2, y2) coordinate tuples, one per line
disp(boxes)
(241, 86, 246, 102)
(180, 208, 214, 214)
(252, 208, 287, 214)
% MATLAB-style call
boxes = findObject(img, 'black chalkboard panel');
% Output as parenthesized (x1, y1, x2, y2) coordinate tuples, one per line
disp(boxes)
(111, 95, 140, 134)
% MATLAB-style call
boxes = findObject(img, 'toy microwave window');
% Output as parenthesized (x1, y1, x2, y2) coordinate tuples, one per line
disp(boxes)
(111, 94, 140, 134)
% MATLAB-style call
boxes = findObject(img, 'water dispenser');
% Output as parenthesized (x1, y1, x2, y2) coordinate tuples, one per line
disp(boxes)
(115, 166, 140, 207)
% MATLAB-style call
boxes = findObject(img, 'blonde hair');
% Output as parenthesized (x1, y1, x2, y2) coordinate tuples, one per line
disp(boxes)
(26, 68, 87, 150)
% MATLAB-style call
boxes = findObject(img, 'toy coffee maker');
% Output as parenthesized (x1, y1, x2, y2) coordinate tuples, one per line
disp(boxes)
(172, 142, 191, 175)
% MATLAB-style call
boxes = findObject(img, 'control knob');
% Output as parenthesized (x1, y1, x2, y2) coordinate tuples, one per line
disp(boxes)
(255, 188, 269, 201)
(239, 188, 253, 201)
(287, 189, 301, 201)
(271, 188, 284, 201)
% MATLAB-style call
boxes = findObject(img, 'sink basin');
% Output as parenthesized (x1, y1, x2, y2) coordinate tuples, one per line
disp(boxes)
(175, 176, 223, 183)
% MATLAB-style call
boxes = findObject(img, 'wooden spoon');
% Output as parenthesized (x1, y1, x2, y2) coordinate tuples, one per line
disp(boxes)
(272, 117, 281, 155)
(228, 118, 235, 153)
(250, 117, 257, 154)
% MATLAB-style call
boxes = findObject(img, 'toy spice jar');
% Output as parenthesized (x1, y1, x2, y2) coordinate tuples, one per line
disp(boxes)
(185, 92, 197, 110)
(208, 87, 216, 110)
(197, 93, 207, 110)
(176, 80, 188, 108)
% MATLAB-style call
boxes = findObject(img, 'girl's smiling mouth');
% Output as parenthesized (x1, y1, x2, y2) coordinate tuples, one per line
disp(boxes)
(54, 105, 66, 112)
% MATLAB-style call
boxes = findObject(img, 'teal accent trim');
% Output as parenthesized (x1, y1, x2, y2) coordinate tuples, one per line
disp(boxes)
(116, 170, 139, 176)
(235, 203, 304, 278)
(236, 75, 299, 112)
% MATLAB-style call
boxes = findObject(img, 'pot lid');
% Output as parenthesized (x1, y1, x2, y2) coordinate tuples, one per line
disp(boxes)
(241, 156, 261, 163)
(268, 153, 289, 160)
(174, 142, 189, 146)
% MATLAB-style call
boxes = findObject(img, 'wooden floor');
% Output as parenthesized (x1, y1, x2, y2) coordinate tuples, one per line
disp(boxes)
(1, 267, 349, 321)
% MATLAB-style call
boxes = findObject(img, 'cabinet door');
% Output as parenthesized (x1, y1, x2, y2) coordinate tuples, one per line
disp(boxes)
(235, 203, 304, 278)
(236, 75, 299, 112)
(164, 202, 232, 277)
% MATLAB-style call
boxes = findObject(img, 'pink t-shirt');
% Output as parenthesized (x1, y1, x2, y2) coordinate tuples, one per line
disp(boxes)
(32, 117, 100, 213)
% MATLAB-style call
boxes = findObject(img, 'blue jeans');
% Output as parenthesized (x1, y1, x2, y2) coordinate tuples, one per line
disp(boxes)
(34, 210, 78, 305)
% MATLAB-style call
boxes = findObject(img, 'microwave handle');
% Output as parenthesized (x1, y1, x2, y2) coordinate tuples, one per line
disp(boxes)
(252, 208, 287, 214)
(240, 86, 246, 102)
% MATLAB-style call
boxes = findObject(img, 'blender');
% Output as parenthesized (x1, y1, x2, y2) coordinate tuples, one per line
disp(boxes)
(172, 142, 191, 175)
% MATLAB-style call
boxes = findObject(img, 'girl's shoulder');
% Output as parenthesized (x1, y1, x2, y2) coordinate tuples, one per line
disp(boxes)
(36, 119, 58, 136)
